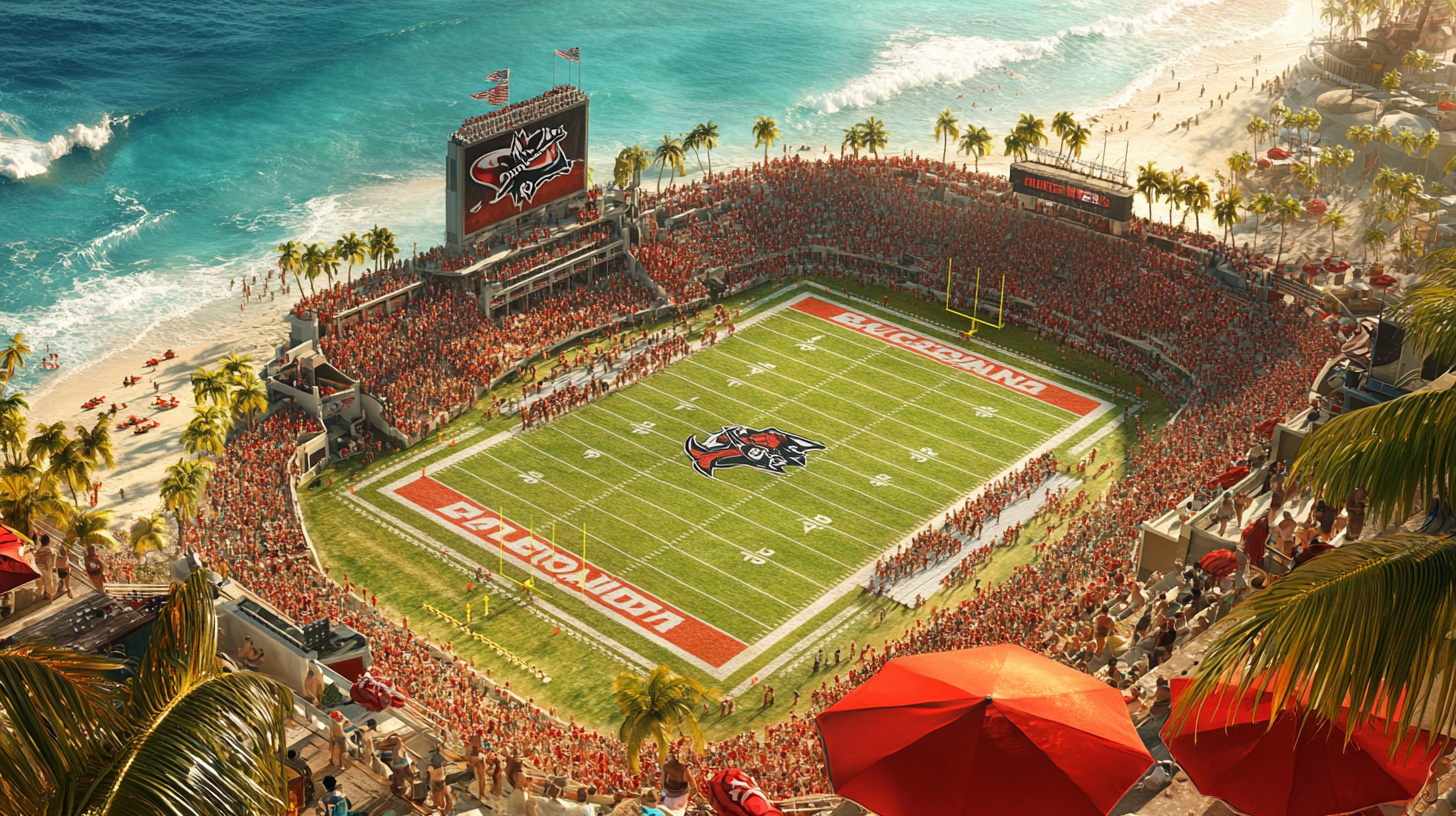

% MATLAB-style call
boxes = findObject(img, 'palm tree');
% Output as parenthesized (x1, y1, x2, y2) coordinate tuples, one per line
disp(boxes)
(298, 242, 326, 296)
(1273, 194, 1303, 271)
(0, 333, 30, 384)
(1346, 124, 1374, 149)
(615, 144, 651, 188)
(1226, 151, 1255, 182)
(1003, 132, 1030, 163)
(612, 664, 713, 772)
(1396, 231, 1424, 268)
(934, 108, 960, 165)
(1014, 113, 1047, 151)
(1051, 110, 1077, 159)
(841, 125, 864, 158)
(191, 366, 231, 407)
(159, 457, 212, 549)
(26, 421, 69, 466)
(1320, 0, 1344, 38)
(273, 240, 303, 295)
(1213, 188, 1245, 246)
(1136, 161, 1163, 221)
(1063, 124, 1091, 161)
(1361, 224, 1388, 261)
(180, 413, 227, 458)
(696, 121, 719, 178)
(1181, 176, 1212, 232)
(64, 504, 118, 552)
(0, 393, 27, 464)
(957, 126, 993, 172)
(1321, 208, 1347, 254)
(860, 116, 890, 158)
(230, 374, 268, 431)
(1247, 192, 1278, 251)
(652, 134, 686, 193)
(681, 126, 703, 175)
(217, 352, 254, 386)
(47, 440, 93, 504)
(0, 472, 64, 539)
(333, 231, 367, 286)
(1177, 258, 1456, 745)
(366, 226, 398, 273)
(752, 116, 780, 165)
(1381, 69, 1402, 93)
(1247, 115, 1271, 153)
(318, 246, 339, 289)
(0, 569, 294, 816)
(128, 510, 171, 558)
(1161, 168, 1185, 223)
(73, 416, 116, 473)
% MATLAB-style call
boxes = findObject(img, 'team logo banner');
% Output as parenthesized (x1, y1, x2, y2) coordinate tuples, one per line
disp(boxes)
(683, 425, 825, 478)
(471, 125, 579, 208)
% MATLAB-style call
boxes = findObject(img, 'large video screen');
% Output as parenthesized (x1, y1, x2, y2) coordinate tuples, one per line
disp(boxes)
(460, 104, 587, 236)
(1009, 164, 1134, 223)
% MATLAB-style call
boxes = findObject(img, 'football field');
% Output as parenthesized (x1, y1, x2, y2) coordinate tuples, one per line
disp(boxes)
(365, 293, 1110, 680)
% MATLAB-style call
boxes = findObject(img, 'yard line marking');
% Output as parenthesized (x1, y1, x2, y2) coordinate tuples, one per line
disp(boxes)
(541, 419, 864, 569)
(437, 464, 777, 633)
(560, 411, 879, 560)
(591, 399, 911, 537)
(716, 336, 1056, 453)
(661, 360, 1013, 477)
(512, 429, 841, 583)
(456, 452, 801, 615)
(651, 360, 985, 490)
(759, 318, 1065, 433)
(619, 384, 936, 522)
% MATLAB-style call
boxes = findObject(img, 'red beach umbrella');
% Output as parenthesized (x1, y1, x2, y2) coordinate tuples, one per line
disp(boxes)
(1369, 273, 1399, 289)
(1439, 101, 1456, 111)
(1198, 549, 1240, 578)
(816, 645, 1152, 816)
(1305, 199, 1328, 215)
(0, 527, 38, 596)
(1162, 679, 1443, 816)
(1268, 147, 1292, 160)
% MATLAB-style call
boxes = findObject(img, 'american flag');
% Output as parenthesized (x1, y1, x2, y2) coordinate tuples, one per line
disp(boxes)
(486, 68, 510, 83)
(484, 84, 509, 105)
(554, 47, 580, 62)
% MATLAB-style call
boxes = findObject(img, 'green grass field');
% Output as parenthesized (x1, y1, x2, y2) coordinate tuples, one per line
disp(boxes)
(301, 281, 1157, 732)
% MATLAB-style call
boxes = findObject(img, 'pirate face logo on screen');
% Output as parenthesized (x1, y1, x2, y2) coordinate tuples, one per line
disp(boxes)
(683, 425, 825, 478)
(470, 125, 578, 207)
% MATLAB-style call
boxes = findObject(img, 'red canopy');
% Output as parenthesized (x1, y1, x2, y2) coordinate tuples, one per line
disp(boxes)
(1439, 101, 1456, 111)
(0, 527, 38, 595)
(1369, 273, 1399, 288)
(708, 769, 786, 816)
(1268, 147, 1292, 160)
(1162, 679, 1443, 816)
(1301, 262, 1321, 273)
(1209, 465, 1250, 490)
(1199, 549, 1240, 578)
(1305, 199, 1328, 215)
(816, 645, 1152, 816)
(1324, 257, 1351, 272)
(1242, 516, 1269, 567)
(1255, 417, 1283, 438)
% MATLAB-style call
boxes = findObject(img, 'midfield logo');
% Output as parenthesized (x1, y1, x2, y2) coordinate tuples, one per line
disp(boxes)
(683, 425, 825, 479)
(470, 125, 578, 207)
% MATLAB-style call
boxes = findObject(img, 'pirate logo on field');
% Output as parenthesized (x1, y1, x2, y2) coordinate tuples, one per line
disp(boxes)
(470, 125, 578, 207)
(683, 425, 825, 479)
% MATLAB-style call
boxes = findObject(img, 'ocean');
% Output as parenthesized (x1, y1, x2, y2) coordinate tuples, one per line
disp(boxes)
(0, 0, 1296, 396)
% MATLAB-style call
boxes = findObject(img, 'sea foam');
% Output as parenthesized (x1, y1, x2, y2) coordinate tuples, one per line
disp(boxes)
(0, 113, 123, 181)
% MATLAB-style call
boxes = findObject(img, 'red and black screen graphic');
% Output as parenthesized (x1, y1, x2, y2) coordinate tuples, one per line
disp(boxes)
(461, 104, 587, 235)
(1009, 164, 1134, 222)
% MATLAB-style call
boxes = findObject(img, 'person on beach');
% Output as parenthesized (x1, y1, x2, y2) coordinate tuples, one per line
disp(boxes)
(31, 534, 55, 602)
(85, 545, 106, 592)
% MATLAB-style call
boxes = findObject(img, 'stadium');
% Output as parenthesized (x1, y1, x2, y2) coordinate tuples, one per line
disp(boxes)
(7, 55, 1456, 816)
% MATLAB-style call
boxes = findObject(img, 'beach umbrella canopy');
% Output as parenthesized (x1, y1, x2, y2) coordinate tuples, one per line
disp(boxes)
(1268, 147, 1292, 160)
(1305, 200, 1328, 215)
(1162, 679, 1443, 816)
(0, 528, 38, 595)
(1301, 262, 1321, 274)
(1198, 549, 1240, 578)
(1369, 273, 1399, 289)
(816, 644, 1152, 816)
(1440, 100, 1456, 111)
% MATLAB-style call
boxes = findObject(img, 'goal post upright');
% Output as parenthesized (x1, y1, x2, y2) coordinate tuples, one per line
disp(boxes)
(944, 259, 1005, 335)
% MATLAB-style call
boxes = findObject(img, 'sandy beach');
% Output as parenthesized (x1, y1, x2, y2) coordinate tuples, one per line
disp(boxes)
(27, 290, 292, 525)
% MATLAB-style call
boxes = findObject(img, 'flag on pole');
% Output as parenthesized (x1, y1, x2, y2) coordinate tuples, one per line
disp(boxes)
(472, 69, 510, 102)
(484, 84, 509, 105)
(554, 47, 580, 62)
(486, 68, 510, 83)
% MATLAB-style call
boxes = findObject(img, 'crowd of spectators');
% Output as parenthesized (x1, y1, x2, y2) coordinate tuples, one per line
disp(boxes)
(150, 154, 1340, 804)
(293, 262, 421, 321)
(452, 86, 587, 144)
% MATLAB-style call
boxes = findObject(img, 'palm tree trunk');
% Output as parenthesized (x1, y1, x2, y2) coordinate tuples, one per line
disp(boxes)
(657, 164, 664, 193)
(706, 149, 712, 180)
(942, 137, 948, 165)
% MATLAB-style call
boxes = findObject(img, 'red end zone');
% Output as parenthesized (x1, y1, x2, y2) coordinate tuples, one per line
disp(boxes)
(393, 477, 748, 668)
(792, 297, 1100, 416)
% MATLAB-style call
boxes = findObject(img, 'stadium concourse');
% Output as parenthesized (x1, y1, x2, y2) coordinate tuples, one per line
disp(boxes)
(125, 155, 1339, 803)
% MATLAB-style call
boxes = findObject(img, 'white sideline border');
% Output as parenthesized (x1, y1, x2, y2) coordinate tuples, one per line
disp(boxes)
(343, 290, 1113, 682)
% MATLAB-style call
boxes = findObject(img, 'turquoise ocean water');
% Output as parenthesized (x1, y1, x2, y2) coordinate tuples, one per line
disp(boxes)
(0, 0, 1295, 396)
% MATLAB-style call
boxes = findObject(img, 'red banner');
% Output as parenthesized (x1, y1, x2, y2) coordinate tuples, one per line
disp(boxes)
(393, 477, 748, 667)
(792, 297, 1101, 416)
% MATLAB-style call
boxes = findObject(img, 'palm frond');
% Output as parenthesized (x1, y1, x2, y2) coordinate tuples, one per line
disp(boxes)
(1399, 252, 1456, 363)
(1174, 533, 1456, 750)
(88, 672, 293, 816)
(0, 644, 125, 816)
(125, 570, 222, 724)
(1288, 388, 1456, 525)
